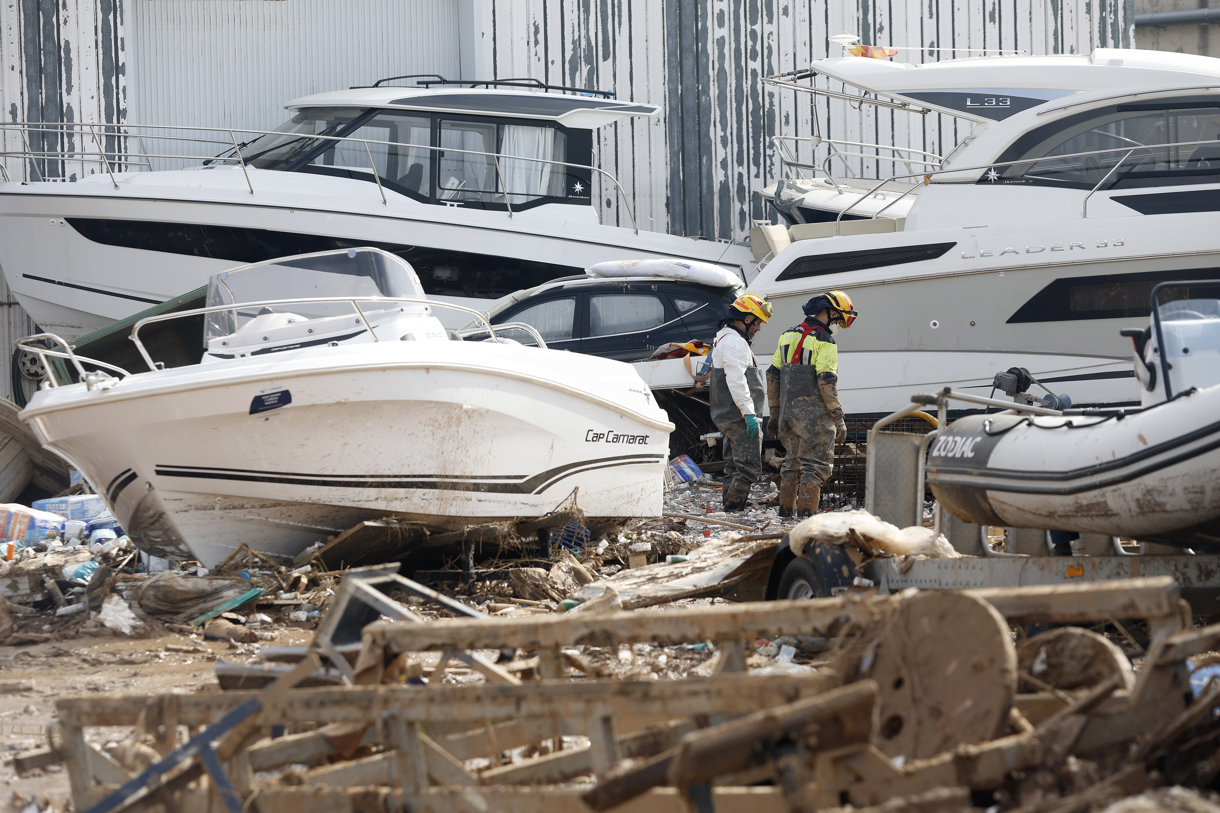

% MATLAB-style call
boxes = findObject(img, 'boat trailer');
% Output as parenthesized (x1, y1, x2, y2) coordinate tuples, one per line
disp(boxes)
(770, 387, 1220, 617)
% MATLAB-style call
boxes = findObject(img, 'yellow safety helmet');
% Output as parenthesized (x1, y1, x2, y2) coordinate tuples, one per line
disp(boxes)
(825, 290, 857, 328)
(729, 292, 773, 323)
(802, 290, 858, 327)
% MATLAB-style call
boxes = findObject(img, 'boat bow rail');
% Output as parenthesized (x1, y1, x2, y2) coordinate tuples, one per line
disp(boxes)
(17, 297, 547, 389)
(0, 121, 642, 232)
(14, 334, 132, 391)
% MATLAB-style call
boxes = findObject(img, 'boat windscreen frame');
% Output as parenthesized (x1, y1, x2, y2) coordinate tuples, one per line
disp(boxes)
(1150, 278, 1220, 400)
(763, 67, 990, 124)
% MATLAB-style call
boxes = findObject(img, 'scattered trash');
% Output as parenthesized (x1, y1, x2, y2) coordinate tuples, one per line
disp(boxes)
(552, 520, 590, 554)
(203, 617, 259, 643)
(668, 454, 705, 483)
(96, 594, 141, 635)
(789, 508, 959, 559)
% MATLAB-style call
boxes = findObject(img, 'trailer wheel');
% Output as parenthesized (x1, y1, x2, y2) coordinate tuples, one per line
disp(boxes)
(776, 555, 828, 601)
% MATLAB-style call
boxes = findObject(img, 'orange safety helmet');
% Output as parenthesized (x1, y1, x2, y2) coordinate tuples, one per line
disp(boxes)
(728, 292, 774, 323)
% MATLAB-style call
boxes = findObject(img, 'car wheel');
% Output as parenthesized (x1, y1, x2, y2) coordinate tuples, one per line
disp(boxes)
(776, 555, 828, 601)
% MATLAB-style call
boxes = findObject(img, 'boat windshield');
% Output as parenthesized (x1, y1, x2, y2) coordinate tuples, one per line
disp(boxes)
(204, 248, 427, 346)
(240, 108, 366, 170)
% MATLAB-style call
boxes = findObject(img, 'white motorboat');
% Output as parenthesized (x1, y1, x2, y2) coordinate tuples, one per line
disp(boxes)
(17, 248, 673, 567)
(0, 77, 754, 339)
(927, 280, 1220, 549)
(748, 45, 1220, 416)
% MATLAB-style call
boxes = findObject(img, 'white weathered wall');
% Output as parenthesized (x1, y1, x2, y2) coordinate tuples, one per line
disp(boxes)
(124, 0, 465, 162)
(473, 0, 1134, 241)
(0, 0, 122, 399)
(1, 0, 126, 184)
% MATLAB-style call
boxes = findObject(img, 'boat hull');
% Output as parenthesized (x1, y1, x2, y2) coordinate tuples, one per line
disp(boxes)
(20, 342, 672, 566)
(0, 177, 754, 339)
(926, 384, 1220, 548)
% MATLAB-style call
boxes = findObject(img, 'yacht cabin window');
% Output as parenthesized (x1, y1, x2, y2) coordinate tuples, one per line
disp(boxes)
(240, 106, 576, 210)
(996, 98, 1220, 189)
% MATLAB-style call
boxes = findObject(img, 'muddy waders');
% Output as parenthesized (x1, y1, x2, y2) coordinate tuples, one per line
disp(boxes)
(710, 366, 765, 511)
(778, 364, 838, 517)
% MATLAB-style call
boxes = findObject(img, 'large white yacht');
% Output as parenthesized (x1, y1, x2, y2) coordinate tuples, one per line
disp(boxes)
(749, 47, 1220, 415)
(0, 77, 753, 339)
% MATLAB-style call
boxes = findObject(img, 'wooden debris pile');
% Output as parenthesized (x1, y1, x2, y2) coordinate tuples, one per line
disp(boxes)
(23, 574, 1220, 813)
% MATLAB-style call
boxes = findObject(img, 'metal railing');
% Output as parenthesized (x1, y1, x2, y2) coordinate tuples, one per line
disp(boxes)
(772, 135, 943, 192)
(0, 121, 642, 233)
(809, 136, 1220, 232)
(17, 297, 546, 390)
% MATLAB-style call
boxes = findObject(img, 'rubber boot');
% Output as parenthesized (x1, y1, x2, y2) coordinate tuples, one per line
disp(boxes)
(778, 472, 798, 518)
(795, 482, 821, 518)
(722, 479, 750, 512)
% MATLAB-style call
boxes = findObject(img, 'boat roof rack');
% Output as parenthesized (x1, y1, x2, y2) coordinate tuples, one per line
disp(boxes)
(360, 74, 615, 99)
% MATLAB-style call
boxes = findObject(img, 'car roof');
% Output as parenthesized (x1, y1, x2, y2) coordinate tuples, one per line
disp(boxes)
(487, 275, 740, 315)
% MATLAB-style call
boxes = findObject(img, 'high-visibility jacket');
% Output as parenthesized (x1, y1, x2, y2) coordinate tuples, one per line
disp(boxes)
(771, 320, 837, 375)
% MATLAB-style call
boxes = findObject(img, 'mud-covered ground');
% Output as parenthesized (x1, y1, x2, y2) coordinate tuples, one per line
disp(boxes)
(1, 475, 809, 812)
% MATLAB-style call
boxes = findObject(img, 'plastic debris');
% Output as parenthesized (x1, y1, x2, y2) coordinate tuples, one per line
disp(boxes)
(97, 594, 142, 635)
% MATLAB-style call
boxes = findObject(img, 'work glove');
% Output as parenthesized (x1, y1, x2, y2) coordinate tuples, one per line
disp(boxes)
(832, 409, 847, 445)
(744, 414, 760, 438)
(766, 413, 780, 439)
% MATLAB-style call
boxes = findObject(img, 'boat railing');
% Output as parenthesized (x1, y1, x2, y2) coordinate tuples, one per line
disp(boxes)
(128, 296, 545, 373)
(772, 135, 943, 192)
(818, 136, 1220, 232)
(16, 299, 547, 390)
(15, 334, 133, 391)
(0, 121, 642, 233)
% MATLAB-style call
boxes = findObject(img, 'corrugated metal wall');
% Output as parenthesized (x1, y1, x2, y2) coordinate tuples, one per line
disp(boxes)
(473, 0, 1134, 241)
(1, 0, 125, 183)
(125, 0, 464, 159)
(0, 0, 124, 400)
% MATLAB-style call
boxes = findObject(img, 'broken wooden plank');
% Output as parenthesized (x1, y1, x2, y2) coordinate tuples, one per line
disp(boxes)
(966, 576, 1180, 626)
(173, 785, 791, 813)
(583, 681, 878, 811)
(56, 674, 836, 730)
(478, 720, 698, 786)
(365, 594, 897, 653)
(361, 577, 1182, 657)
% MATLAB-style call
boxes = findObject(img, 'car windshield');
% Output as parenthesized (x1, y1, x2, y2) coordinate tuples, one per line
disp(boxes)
(204, 248, 427, 346)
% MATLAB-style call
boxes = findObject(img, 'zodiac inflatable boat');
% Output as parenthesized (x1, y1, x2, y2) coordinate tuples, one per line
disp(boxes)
(927, 281, 1220, 549)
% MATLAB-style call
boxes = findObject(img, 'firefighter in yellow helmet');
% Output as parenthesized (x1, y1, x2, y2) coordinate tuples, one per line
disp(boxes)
(767, 290, 857, 517)
(709, 293, 773, 512)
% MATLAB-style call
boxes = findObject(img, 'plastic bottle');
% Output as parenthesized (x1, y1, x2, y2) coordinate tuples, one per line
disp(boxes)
(89, 528, 118, 552)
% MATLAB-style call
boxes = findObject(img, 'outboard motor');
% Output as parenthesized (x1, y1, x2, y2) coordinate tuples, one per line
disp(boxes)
(991, 366, 1072, 411)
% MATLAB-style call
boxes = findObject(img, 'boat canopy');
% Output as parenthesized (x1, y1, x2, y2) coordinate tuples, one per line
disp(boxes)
(204, 248, 428, 347)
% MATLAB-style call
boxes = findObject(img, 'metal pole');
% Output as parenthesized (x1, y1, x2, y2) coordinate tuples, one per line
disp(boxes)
(1082, 148, 1135, 218)
(20, 128, 43, 182)
(492, 153, 513, 218)
(360, 140, 386, 206)
(228, 130, 255, 196)
(87, 124, 119, 189)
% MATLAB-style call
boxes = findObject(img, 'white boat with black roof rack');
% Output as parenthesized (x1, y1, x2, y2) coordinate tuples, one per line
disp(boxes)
(0, 74, 754, 341)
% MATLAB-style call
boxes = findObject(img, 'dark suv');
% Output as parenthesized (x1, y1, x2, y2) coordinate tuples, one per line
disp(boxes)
(476, 275, 741, 362)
